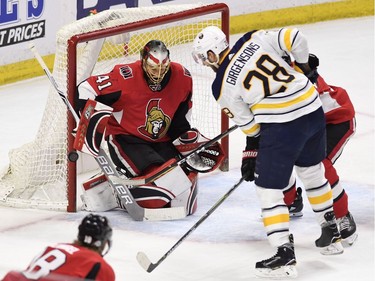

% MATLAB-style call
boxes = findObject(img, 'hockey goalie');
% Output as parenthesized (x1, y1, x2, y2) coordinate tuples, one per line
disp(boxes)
(74, 39, 225, 217)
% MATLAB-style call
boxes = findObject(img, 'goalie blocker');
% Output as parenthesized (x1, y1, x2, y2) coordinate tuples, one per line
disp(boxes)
(74, 101, 224, 216)
(73, 99, 113, 157)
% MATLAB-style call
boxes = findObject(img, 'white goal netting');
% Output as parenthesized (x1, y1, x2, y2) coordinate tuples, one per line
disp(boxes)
(0, 3, 229, 211)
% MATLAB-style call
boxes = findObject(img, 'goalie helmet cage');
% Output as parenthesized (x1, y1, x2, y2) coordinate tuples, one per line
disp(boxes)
(0, 3, 230, 212)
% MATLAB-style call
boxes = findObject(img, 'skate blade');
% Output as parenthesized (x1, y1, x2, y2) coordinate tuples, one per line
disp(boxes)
(289, 211, 303, 218)
(320, 241, 344, 255)
(255, 265, 298, 279)
(342, 232, 358, 247)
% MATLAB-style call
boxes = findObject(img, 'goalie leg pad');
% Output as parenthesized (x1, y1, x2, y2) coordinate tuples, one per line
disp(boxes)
(131, 184, 174, 208)
(129, 166, 193, 210)
(169, 170, 198, 215)
(154, 165, 191, 197)
(81, 173, 118, 211)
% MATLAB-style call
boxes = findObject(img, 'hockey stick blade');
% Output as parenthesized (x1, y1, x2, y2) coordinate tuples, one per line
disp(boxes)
(136, 177, 245, 272)
(136, 252, 157, 273)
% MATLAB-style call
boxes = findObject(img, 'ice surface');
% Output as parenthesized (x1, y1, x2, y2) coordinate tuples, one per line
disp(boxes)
(0, 16, 373, 281)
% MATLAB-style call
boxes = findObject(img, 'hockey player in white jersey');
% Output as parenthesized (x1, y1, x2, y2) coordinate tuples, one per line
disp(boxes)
(192, 26, 344, 278)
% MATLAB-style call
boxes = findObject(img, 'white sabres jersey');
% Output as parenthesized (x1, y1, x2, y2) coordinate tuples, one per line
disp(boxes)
(212, 28, 322, 137)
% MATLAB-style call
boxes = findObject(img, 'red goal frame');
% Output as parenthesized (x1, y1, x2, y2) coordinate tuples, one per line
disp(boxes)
(65, 3, 230, 212)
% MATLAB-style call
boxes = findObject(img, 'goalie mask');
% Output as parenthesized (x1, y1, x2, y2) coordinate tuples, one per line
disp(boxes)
(141, 40, 171, 89)
(192, 26, 229, 67)
(78, 214, 113, 256)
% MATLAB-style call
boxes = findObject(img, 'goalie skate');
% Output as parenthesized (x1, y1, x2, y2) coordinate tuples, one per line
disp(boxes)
(255, 234, 298, 279)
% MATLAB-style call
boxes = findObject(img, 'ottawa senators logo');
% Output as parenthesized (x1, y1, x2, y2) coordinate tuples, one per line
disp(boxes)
(138, 99, 171, 139)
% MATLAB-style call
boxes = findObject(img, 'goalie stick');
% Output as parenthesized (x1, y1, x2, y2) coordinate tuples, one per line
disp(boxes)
(110, 124, 239, 186)
(29, 43, 187, 221)
(29, 45, 80, 123)
(136, 176, 245, 272)
(94, 147, 187, 221)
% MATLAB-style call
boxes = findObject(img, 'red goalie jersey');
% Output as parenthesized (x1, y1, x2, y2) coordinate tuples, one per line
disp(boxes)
(2, 243, 115, 281)
(78, 60, 193, 142)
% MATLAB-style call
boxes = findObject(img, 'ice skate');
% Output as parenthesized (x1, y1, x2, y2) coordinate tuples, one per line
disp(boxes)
(255, 234, 298, 279)
(288, 187, 303, 217)
(315, 211, 344, 255)
(338, 212, 358, 246)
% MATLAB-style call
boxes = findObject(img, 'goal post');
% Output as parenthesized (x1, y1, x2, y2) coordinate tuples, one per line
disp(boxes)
(0, 3, 230, 212)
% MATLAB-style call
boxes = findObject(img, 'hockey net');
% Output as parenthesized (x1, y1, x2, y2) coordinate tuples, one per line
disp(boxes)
(0, 3, 230, 211)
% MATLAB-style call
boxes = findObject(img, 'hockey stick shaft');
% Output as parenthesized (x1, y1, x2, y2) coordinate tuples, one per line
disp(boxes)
(113, 124, 239, 186)
(29, 44, 186, 221)
(136, 176, 245, 272)
(29, 44, 80, 123)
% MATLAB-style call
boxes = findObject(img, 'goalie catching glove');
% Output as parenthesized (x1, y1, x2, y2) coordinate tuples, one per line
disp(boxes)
(173, 128, 225, 173)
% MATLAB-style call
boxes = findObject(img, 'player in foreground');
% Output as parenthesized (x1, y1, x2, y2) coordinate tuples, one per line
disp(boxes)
(76, 40, 224, 215)
(1, 214, 115, 281)
(284, 53, 357, 245)
(192, 26, 344, 278)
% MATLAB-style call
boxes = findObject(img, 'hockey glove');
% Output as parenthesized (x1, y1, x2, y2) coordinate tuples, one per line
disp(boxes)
(295, 61, 319, 84)
(308, 53, 320, 69)
(174, 129, 225, 173)
(241, 136, 259, 182)
(73, 99, 113, 157)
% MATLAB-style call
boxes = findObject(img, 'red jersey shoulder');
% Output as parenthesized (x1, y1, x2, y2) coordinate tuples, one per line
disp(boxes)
(65, 245, 115, 280)
(169, 62, 192, 92)
(170, 62, 192, 78)
(113, 61, 142, 80)
(87, 62, 142, 96)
